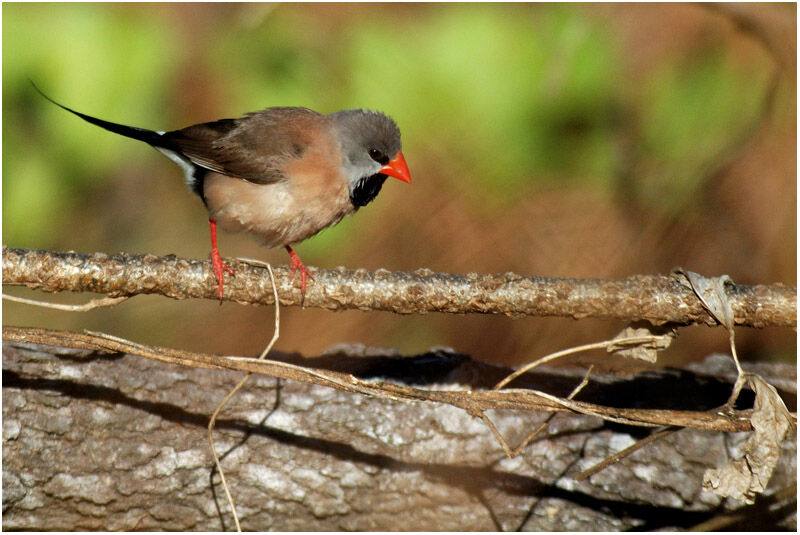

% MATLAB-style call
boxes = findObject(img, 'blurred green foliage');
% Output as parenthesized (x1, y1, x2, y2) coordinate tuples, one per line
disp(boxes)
(641, 49, 769, 213)
(343, 5, 622, 194)
(4, 3, 177, 245)
(3, 3, 770, 248)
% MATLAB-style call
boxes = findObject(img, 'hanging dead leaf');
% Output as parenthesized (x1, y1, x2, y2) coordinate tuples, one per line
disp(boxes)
(676, 269, 744, 379)
(675, 270, 734, 329)
(702, 375, 795, 503)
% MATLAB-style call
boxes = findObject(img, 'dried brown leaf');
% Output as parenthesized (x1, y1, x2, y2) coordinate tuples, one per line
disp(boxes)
(702, 375, 794, 503)
(678, 270, 734, 329)
(677, 269, 744, 377)
(606, 324, 676, 362)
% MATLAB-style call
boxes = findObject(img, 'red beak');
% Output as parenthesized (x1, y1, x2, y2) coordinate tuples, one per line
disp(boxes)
(380, 151, 411, 183)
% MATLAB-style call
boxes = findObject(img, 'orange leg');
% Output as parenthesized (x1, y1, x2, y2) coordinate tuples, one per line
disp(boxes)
(285, 245, 314, 296)
(209, 219, 234, 300)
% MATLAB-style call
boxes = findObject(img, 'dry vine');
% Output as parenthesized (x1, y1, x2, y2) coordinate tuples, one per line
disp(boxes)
(1, 325, 784, 435)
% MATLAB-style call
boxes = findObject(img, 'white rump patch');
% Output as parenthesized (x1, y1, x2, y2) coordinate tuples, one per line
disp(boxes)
(155, 147, 196, 186)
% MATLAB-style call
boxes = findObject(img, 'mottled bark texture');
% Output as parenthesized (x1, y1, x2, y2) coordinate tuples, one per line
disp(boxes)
(3, 246, 796, 327)
(3, 342, 796, 531)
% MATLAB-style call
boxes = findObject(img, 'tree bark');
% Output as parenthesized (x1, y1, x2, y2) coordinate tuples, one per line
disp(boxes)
(3, 341, 796, 531)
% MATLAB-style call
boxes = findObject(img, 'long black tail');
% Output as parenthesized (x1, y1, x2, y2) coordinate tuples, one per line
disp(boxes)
(30, 80, 166, 147)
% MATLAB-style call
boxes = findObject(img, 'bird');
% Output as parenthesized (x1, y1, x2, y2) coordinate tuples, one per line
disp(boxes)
(31, 82, 411, 300)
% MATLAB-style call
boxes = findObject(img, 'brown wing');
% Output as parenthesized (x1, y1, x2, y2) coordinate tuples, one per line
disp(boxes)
(161, 107, 325, 185)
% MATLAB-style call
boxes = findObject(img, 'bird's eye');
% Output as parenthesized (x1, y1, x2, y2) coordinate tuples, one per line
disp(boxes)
(368, 148, 389, 165)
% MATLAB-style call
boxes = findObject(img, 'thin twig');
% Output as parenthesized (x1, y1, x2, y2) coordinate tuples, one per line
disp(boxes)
(228, 355, 407, 401)
(574, 426, 679, 481)
(208, 263, 279, 532)
(478, 413, 513, 458)
(3, 293, 129, 311)
(519, 387, 662, 428)
(722, 299, 745, 409)
(484, 366, 596, 459)
(84, 329, 169, 356)
(510, 365, 595, 457)
(493, 336, 660, 390)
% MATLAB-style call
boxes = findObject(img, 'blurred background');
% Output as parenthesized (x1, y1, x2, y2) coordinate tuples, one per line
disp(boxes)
(3, 3, 796, 368)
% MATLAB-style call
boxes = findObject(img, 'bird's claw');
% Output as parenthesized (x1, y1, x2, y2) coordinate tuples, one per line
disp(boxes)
(286, 248, 314, 297)
(210, 248, 234, 301)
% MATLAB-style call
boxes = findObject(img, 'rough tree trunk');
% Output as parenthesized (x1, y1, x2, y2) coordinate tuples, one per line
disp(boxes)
(2, 342, 796, 531)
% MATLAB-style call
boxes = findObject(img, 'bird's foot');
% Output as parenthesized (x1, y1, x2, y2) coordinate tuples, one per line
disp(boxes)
(208, 218, 234, 301)
(285, 245, 314, 297)
(210, 248, 235, 301)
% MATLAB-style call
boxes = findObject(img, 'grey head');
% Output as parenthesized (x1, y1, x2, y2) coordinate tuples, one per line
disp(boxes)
(328, 109, 404, 207)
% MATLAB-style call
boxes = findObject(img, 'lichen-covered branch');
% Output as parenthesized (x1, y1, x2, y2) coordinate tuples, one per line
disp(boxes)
(3, 246, 796, 327)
